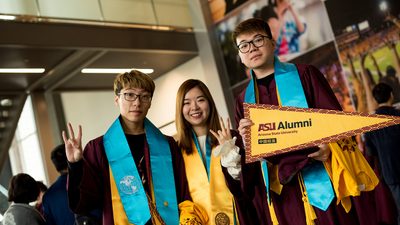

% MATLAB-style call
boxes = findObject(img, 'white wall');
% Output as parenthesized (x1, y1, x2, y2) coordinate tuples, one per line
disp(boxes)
(61, 91, 118, 146)
(150, 56, 230, 135)
(148, 56, 209, 135)
(61, 56, 230, 144)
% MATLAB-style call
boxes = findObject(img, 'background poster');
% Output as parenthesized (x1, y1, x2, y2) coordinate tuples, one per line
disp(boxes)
(209, 0, 249, 23)
(210, 0, 400, 113)
(325, 0, 400, 112)
(290, 42, 354, 111)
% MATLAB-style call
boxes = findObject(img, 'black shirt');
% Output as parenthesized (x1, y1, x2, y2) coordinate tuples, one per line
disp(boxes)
(125, 133, 148, 190)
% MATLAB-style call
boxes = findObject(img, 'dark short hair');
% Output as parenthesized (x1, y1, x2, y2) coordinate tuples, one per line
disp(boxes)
(232, 18, 273, 44)
(36, 181, 48, 193)
(260, 5, 278, 22)
(51, 144, 68, 172)
(8, 173, 39, 204)
(386, 65, 396, 77)
(372, 83, 393, 104)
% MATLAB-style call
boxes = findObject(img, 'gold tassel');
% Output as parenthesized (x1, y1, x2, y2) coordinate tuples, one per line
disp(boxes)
(340, 197, 352, 213)
(298, 174, 317, 225)
(270, 164, 283, 195)
(261, 162, 280, 225)
(147, 194, 166, 225)
(268, 201, 279, 225)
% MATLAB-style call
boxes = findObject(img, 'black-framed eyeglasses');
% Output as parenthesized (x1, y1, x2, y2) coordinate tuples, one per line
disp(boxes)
(237, 35, 270, 53)
(118, 92, 152, 103)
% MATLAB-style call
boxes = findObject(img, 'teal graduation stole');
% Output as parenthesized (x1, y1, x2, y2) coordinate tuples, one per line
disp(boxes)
(244, 56, 334, 211)
(192, 132, 212, 180)
(104, 117, 179, 225)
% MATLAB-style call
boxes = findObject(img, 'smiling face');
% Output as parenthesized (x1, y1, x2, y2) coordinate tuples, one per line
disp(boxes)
(115, 87, 151, 125)
(182, 86, 210, 135)
(236, 31, 275, 72)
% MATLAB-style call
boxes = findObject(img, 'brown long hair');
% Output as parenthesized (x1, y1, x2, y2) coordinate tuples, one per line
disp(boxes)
(175, 79, 221, 154)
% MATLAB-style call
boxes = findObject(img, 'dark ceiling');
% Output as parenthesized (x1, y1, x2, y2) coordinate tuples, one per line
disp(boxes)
(0, 18, 198, 169)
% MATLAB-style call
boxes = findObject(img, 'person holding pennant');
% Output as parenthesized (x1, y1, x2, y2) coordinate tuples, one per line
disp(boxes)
(175, 79, 259, 225)
(63, 70, 207, 225)
(225, 18, 379, 225)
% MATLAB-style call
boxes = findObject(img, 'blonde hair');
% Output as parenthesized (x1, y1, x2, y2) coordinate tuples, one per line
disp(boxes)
(113, 70, 155, 96)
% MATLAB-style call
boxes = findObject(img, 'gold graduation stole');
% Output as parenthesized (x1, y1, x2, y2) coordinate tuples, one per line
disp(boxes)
(182, 141, 235, 225)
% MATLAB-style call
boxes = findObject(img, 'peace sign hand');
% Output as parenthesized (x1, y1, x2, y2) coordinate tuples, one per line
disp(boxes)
(210, 117, 232, 146)
(62, 123, 83, 163)
(210, 117, 241, 180)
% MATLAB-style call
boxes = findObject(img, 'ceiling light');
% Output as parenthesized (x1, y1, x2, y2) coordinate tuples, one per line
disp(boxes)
(0, 99, 12, 107)
(0, 68, 45, 73)
(379, 1, 388, 11)
(0, 15, 16, 20)
(0, 122, 6, 129)
(81, 68, 154, 74)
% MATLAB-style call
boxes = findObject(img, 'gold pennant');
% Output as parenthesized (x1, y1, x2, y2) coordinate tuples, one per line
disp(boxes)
(243, 103, 400, 163)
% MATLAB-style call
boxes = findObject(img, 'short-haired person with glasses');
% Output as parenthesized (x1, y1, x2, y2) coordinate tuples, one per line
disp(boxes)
(63, 70, 207, 225)
(221, 18, 375, 225)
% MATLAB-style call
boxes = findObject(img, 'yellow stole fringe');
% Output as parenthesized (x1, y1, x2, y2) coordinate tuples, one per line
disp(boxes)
(182, 142, 236, 225)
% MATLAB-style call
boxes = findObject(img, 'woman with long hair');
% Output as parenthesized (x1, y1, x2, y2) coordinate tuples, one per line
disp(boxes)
(175, 79, 258, 225)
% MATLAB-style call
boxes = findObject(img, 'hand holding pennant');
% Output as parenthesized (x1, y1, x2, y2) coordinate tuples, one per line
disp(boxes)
(243, 103, 400, 163)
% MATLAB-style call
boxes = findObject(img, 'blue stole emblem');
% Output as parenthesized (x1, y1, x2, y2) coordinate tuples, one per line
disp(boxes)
(104, 117, 179, 224)
(244, 56, 334, 211)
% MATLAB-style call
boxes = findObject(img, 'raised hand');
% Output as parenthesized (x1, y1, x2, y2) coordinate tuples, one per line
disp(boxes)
(62, 123, 83, 163)
(308, 144, 331, 162)
(210, 117, 241, 179)
(210, 117, 232, 145)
